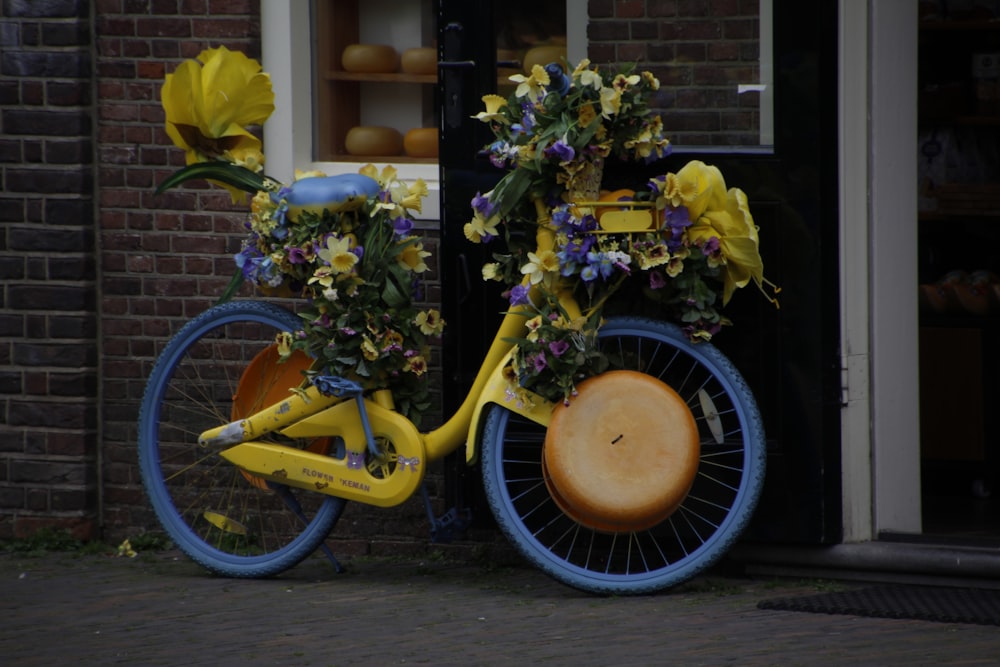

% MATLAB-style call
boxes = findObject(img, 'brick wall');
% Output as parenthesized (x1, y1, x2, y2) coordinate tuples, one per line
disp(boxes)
(588, 0, 761, 147)
(0, 0, 98, 540)
(94, 0, 266, 540)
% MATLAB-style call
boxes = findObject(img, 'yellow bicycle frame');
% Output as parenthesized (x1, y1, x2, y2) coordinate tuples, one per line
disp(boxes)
(199, 198, 642, 508)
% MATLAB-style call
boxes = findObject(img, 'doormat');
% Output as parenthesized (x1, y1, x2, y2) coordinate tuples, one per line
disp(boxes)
(757, 585, 1000, 626)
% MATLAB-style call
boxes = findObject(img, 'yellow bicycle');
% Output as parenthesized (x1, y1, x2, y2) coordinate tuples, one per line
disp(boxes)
(137, 197, 765, 596)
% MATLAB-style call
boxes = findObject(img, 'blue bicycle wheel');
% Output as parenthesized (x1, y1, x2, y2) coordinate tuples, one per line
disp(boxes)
(480, 316, 766, 595)
(137, 300, 346, 577)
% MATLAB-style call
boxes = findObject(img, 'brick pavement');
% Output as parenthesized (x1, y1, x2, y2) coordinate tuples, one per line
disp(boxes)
(2, 548, 998, 666)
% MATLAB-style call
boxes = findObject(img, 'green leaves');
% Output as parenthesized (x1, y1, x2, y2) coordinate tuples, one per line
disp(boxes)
(155, 160, 267, 195)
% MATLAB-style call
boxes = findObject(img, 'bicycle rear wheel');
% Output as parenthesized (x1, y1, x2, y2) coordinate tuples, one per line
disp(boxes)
(137, 300, 346, 577)
(480, 316, 766, 595)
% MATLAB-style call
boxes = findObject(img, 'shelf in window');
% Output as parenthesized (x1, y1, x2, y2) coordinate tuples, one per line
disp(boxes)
(327, 153, 437, 164)
(324, 70, 436, 84)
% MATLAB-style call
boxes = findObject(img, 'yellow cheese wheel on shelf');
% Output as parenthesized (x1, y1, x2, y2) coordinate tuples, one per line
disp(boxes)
(341, 44, 399, 73)
(523, 45, 566, 73)
(344, 126, 403, 156)
(403, 128, 438, 158)
(400, 47, 437, 76)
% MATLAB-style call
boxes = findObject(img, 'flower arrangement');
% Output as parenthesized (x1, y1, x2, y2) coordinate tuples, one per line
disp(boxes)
(473, 59, 671, 216)
(468, 60, 778, 406)
(157, 47, 443, 423)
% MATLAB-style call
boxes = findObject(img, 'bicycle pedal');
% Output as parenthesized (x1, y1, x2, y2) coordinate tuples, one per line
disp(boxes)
(430, 507, 472, 544)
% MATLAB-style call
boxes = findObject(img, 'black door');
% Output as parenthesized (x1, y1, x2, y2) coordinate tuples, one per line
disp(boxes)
(436, 1, 841, 544)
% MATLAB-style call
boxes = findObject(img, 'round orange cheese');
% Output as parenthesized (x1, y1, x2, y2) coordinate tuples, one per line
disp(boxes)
(404, 128, 438, 158)
(401, 47, 437, 75)
(543, 370, 700, 533)
(341, 44, 399, 73)
(344, 126, 403, 156)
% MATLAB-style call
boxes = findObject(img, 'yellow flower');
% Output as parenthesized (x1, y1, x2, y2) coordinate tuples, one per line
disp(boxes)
(510, 64, 550, 99)
(464, 210, 500, 243)
(525, 315, 544, 342)
(398, 240, 431, 273)
(573, 59, 602, 90)
(599, 85, 622, 118)
(275, 331, 293, 356)
(361, 336, 379, 361)
(161, 46, 274, 197)
(520, 249, 560, 285)
(612, 72, 640, 92)
(308, 266, 335, 288)
(624, 117, 670, 159)
(116, 539, 137, 558)
(688, 187, 774, 305)
(391, 177, 428, 213)
(405, 354, 428, 376)
(318, 236, 358, 274)
(473, 94, 509, 123)
(577, 102, 598, 129)
(359, 163, 397, 186)
(636, 243, 672, 270)
(673, 160, 728, 221)
(482, 262, 501, 281)
(382, 329, 404, 350)
(641, 70, 660, 90)
(414, 309, 445, 336)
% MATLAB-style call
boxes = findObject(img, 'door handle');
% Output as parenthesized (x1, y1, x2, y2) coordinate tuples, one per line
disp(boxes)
(438, 60, 476, 70)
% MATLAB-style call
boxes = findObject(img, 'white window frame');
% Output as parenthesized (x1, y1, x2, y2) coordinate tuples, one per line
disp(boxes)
(261, 1, 441, 221)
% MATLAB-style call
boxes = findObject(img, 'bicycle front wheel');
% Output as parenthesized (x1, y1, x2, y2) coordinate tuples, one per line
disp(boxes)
(137, 300, 346, 577)
(480, 316, 766, 595)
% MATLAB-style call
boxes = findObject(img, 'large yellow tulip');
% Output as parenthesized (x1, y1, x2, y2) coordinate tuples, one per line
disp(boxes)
(674, 160, 728, 221)
(161, 46, 274, 171)
(688, 187, 769, 304)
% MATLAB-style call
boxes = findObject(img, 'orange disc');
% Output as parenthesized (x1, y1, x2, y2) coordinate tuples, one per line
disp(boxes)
(232, 344, 329, 489)
(543, 370, 700, 533)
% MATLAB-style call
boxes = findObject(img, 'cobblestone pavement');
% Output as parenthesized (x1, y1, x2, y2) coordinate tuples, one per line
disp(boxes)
(2, 547, 998, 666)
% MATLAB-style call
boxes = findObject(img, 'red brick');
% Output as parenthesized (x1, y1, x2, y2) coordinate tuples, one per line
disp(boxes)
(616, 1, 645, 18)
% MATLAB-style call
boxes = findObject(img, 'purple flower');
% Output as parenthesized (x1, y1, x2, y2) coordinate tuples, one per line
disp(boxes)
(663, 206, 692, 252)
(393, 216, 414, 236)
(649, 270, 666, 290)
(509, 284, 531, 306)
(701, 236, 720, 256)
(544, 140, 575, 163)
(532, 353, 548, 373)
(287, 246, 309, 264)
(471, 192, 497, 218)
(548, 339, 570, 357)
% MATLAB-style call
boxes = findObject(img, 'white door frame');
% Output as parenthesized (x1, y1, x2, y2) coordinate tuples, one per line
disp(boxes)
(839, 0, 921, 541)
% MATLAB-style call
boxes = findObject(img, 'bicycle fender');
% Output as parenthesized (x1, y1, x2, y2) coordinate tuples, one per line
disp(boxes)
(466, 350, 554, 465)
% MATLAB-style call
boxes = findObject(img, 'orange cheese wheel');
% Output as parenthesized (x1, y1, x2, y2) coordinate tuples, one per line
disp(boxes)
(341, 44, 399, 73)
(403, 128, 438, 158)
(344, 126, 403, 156)
(401, 47, 437, 75)
(542, 370, 700, 533)
(523, 45, 566, 73)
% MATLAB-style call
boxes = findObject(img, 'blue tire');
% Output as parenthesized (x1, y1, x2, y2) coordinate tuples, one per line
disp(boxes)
(137, 300, 345, 577)
(480, 317, 766, 595)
